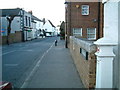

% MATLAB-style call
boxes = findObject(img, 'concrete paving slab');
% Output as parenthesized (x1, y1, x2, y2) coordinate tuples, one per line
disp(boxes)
(26, 40, 84, 88)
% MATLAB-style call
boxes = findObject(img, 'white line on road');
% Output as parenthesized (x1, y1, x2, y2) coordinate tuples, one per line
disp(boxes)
(1, 50, 16, 56)
(21, 42, 55, 88)
(4, 64, 18, 67)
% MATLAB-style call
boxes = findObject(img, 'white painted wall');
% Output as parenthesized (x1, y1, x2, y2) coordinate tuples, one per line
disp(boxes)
(1, 16, 22, 36)
(43, 20, 53, 32)
(43, 20, 55, 36)
(1, 17, 8, 36)
(31, 22, 37, 39)
(113, 1, 120, 89)
(94, 0, 120, 88)
(23, 11, 32, 41)
(103, 1, 118, 43)
(11, 17, 22, 33)
(35, 20, 42, 37)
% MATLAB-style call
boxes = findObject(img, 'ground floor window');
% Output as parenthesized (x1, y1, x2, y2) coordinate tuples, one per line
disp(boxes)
(73, 28, 82, 37)
(87, 28, 96, 40)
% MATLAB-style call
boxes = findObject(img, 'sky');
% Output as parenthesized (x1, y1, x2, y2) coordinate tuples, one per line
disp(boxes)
(0, 0, 65, 26)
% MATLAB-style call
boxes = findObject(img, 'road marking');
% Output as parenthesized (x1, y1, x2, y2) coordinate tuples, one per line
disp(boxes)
(4, 64, 18, 67)
(1, 50, 16, 56)
(21, 42, 54, 88)
(17, 50, 33, 52)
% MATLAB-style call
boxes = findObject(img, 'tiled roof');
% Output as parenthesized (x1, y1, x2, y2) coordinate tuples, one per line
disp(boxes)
(32, 15, 42, 22)
(48, 20, 55, 27)
(1, 8, 21, 16)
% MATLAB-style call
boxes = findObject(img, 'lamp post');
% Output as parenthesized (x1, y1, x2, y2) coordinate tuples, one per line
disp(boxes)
(64, 1, 70, 48)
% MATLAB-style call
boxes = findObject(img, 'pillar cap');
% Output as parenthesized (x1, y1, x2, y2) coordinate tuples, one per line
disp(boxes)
(94, 38, 117, 46)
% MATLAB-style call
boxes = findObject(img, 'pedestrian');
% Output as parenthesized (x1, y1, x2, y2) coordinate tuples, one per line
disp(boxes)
(55, 40, 57, 46)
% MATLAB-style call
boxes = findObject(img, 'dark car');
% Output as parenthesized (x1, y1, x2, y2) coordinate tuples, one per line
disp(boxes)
(0, 82, 12, 90)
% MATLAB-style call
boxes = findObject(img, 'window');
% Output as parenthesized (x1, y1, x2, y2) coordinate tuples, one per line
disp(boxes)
(28, 17, 31, 27)
(73, 28, 82, 36)
(87, 28, 96, 40)
(81, 5, 89, 15)
(25, 16, 28, 26)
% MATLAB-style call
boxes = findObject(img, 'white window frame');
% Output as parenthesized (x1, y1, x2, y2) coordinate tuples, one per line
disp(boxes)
(81, 5, 89, 15)
(87, 28, 96, 40)
(73, 28, 82, 36)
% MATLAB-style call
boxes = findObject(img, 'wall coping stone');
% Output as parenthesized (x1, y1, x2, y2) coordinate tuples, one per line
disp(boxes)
(70, 36, 97, 53)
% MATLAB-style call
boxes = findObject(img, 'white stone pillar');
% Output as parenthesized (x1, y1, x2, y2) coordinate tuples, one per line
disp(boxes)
(94, 0, 119, 88)
(94, 38, 116, 88)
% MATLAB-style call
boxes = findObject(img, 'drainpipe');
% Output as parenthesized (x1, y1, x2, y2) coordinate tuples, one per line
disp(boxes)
(64, 1, 70, 48)
(21, 9, 25, 42)
(97, 2, 100, 39)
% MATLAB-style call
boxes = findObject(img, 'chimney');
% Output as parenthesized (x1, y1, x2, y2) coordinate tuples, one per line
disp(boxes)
(28, 10, 33, 15)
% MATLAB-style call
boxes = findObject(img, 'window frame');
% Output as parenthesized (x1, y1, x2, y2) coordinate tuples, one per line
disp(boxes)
(25, 16, 28, 27)
(81, 5, 89, 15)
(73, 28, 82, 37)
(28, 17, 31, 27)
(87, 28, 96, 40)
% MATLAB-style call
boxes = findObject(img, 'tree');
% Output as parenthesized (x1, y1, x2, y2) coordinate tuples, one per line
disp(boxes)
(6, 15, 15, 45)
(60, 21, 65, 39)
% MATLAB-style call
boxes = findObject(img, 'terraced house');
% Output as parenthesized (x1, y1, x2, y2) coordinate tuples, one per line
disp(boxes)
(0, 8, 45, 44)
(65, 0, 103, 88)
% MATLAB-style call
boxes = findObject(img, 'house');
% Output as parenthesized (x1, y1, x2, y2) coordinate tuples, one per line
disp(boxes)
(0, 8, 41, 44)
(23, 9, 32, 41)
(31, 14, 43, 39)
(65, 1, 103, 47)
(0, 8, 23, 44)
(42, 19, 56, 37)
(65, 0, 103, 88)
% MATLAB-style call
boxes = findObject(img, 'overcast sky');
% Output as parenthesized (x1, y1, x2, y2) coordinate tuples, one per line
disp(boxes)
(0, 0, 65, 26)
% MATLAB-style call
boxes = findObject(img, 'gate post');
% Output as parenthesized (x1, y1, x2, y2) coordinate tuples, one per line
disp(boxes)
(94, 38, 116, 88)
(94, 0, 119, 88)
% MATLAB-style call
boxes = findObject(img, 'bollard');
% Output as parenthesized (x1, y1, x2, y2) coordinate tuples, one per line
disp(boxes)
(55, 40, 57, 46)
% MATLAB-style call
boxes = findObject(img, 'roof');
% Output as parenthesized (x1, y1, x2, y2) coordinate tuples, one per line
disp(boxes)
(48, 20, 55, 27)
(32, 15, 42, 22)
(1, 8, 21, 16)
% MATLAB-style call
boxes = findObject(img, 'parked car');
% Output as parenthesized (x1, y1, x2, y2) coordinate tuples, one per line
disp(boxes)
(0, 82, 12, 90)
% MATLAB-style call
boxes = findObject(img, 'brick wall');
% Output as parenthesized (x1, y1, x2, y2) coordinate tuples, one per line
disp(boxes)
(1, 31, 22, 45)
(70, 36, 97, 88)
(65, 2, 103, 47)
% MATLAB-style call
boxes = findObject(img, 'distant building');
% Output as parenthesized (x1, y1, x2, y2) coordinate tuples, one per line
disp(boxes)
(0, 8, 43, 44)
(42, 19, 56, 37)
(0, 8, 33, 42)
(31, 15, 43, 39)
(1, 8, 22, 36)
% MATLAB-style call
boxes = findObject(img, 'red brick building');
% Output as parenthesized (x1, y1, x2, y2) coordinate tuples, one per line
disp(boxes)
(65, 1, 103, 48)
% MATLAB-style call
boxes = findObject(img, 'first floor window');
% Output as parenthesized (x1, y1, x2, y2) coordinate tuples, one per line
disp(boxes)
(87, 28, 96, 40)
(28, 17, 31, 27)
(81, 5, 89, 15)
(25, 16, 28, 26)
(73, 28, 82, 37)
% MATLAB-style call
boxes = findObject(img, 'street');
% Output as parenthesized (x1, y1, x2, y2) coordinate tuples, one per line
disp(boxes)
(2, 37, 84, 88)
(2, 37, 58, 88)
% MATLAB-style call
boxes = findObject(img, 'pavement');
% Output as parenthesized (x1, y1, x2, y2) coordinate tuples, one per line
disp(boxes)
(25, 39, 84, 88)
